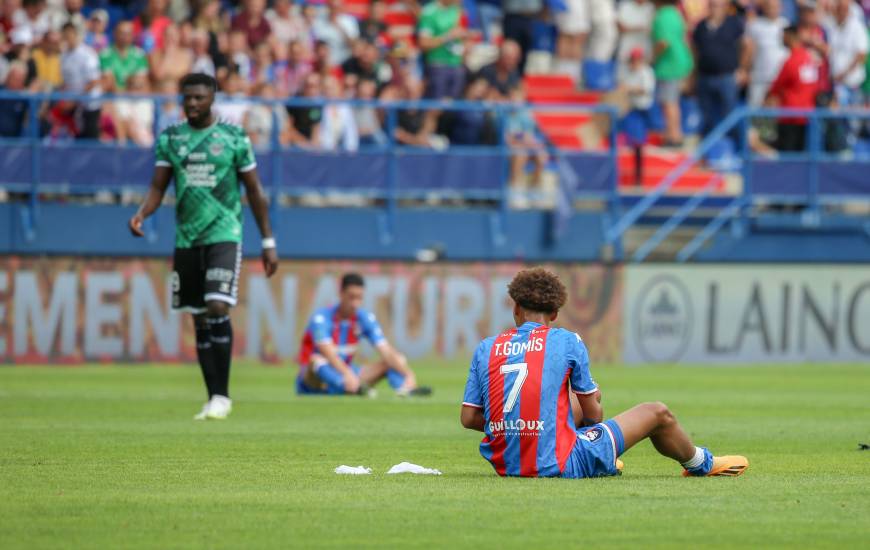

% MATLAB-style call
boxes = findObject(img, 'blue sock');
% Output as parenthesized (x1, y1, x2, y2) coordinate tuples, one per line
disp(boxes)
(316, 365, 347, 395)
(683, 447, 714, 476)
(385, 368, 406, 390)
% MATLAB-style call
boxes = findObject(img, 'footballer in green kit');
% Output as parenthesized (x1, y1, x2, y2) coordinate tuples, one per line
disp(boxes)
(129, 73, 279, 420)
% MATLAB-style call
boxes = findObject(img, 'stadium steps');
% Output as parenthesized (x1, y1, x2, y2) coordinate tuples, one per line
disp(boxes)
(524, 74, 727, 193)
(622, 225, 701, 261)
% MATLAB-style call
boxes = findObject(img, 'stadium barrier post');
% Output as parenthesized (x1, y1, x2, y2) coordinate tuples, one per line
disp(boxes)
(25, 94, 40, 241)
(606, 107, 623, 261)
(807, 111, 822, 221)
(269, 101, 281, 235)
(383, 105, 398, 244)
(738, 110, 752, 234)
(493, 102, 508, 247)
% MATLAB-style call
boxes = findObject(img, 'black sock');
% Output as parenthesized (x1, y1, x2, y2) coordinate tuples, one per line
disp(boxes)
(195, 323, 217, 398)
(208, 315, 233, 398)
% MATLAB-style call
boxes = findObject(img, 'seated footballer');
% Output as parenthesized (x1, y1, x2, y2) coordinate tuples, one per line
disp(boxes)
(460, 268, 749, 478)
(296, 273, 432, 397)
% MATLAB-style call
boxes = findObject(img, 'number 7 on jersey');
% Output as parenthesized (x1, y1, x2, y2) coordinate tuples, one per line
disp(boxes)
(500, 363, 528, 413)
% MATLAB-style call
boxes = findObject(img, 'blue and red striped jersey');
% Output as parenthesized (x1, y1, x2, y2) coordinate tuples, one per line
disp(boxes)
(462, 321, 598, 477)
(297, 305, 387, 365)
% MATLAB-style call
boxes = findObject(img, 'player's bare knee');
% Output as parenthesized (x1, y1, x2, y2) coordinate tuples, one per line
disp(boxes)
(649, 401, 675, 427)
(205, 301, 229, 318)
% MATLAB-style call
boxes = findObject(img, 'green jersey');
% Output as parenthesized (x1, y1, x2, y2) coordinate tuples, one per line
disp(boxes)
(155, 121, 257, 248)
(417, 2, 463, 67)
(99, 45, 148, 90)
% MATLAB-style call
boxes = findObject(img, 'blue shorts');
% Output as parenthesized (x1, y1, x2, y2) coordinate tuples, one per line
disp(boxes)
(296, 364, 362, 395)
(561, 419, 626, 479)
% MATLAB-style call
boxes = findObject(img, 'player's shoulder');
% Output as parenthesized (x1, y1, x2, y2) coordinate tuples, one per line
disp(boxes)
(547, 327, 585, 347)
(158, 120, 187, 138)
(355, 307, 379, 324)
(216, 120, 248, 138)
(309, 306, 335, 324)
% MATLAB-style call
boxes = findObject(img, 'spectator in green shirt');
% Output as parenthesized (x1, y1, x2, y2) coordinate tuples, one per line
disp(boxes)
(99, 21, 149, 92)
(417, 0, 470, 99)
(652, 0, 693, 146)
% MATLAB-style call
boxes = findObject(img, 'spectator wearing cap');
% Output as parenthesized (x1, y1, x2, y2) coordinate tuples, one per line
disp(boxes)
(691, 0, 747, 140)
(84, 9, 108, 51)
(824, 0, 868, 107)
(476, 39, 521, 100)
(745, 0, 790, 107)
(132, 0, 172, 54)
(231, 0, 272, 50)
(99, 21, 149, 92)
(620, 46, 656, 185)
(61, 21, 100, 139)
(651, 0, 693, 147)
(418, 0, 469, 99)
(766, 24, 820, 151)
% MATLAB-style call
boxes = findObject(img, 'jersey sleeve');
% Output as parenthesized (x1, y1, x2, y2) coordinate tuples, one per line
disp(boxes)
(359, 310, 387, 347)
(567, 332, 598, 395)
(154, 130, 171, 167)
(308, 312, 332, 344)
(462, 341, 485, 408)
(235, 131, 257, 173)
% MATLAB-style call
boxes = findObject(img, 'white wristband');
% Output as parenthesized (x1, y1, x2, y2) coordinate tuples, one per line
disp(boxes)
(261, 237, 276, 249)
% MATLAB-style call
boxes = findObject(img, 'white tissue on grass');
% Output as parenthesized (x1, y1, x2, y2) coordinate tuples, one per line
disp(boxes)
(334, 465, 372, 475)
(386, 462, 442, 475)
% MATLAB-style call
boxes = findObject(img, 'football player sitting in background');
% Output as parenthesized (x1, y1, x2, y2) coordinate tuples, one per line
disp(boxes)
(296, 273, 432, 397)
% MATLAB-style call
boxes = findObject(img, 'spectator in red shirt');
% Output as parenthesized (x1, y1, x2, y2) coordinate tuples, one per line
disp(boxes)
(132, 0, 172, 53)
(766, 24, 821, 152)
(231, 0, 272, 50)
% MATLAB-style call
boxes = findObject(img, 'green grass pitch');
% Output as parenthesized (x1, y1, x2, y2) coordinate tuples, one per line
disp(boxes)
(1, 361, 868, 548)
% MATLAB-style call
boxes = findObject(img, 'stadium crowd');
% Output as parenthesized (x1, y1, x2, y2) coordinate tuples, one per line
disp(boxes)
(0, 0, 868, 155)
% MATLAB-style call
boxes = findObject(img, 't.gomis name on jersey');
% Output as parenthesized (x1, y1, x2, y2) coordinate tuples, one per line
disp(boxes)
(493, 337, 545, 357)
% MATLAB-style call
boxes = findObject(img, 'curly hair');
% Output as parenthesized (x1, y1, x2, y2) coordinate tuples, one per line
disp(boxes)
(507, 268, 567, 314)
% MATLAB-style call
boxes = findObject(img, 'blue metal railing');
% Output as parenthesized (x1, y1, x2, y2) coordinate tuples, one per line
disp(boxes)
(0, 91, 620, 243)
(609, 106, 870, 262)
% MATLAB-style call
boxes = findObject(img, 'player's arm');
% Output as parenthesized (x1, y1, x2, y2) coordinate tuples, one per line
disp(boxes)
(375, 341, 416, 388)
(460, 405, 485, 432)
(572, 389, 603, 428)
(239, 166, 278, 278)
(567, 332, 603, 428)
(314, 340, 360, 393)
(129, 166, 172, 237)
(460, 341, 486, 431)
